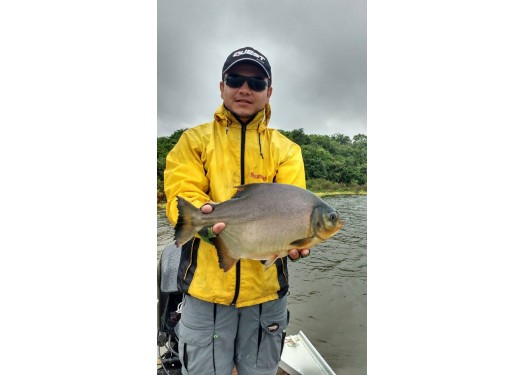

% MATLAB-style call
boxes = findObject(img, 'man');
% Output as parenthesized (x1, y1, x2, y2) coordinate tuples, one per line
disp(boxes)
(164, 46, 310, 375)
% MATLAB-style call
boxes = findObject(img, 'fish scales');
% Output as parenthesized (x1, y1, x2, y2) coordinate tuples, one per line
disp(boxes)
(175, 183, 343, 272)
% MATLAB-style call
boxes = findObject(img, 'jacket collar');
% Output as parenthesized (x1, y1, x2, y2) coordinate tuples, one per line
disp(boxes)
(214, 104, 271, 133)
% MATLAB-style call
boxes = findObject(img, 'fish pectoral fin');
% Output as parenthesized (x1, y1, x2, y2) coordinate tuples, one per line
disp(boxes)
(289, 237, 316, 249)
(213, 236, 238, 272)
(263, 255, 279, 270)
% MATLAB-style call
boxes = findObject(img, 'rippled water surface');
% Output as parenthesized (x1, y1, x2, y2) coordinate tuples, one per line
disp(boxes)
(157, 195, 367, 374)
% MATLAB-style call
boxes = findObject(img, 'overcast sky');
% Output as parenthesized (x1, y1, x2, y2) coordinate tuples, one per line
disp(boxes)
(158, 0, 366, 138)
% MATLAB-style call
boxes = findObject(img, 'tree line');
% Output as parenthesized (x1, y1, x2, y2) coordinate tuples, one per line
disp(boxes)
(157, 128, 366, 202)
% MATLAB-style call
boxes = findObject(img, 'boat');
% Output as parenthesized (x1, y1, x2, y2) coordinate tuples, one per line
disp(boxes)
(157, 244, 336, 374)
(279, 331, 336, 375)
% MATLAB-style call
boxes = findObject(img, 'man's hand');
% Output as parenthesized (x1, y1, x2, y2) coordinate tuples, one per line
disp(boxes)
(200, 203, 225, 235)
(288, 248, 310, 261)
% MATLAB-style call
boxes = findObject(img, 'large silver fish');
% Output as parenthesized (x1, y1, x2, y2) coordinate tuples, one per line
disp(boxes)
(174, 183, 344, 272)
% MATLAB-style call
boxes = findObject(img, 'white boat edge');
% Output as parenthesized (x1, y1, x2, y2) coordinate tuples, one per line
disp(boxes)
(279, 330, 336, 375)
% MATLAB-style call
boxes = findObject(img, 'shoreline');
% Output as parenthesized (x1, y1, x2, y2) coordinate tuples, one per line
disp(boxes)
(315, 190, 367, 197)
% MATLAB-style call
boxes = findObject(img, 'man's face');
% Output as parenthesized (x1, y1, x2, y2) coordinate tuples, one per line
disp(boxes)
(220, 63, 272, 123)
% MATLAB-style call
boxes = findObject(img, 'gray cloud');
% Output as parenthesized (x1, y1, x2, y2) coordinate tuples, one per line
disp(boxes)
(158, 0, 366, 137)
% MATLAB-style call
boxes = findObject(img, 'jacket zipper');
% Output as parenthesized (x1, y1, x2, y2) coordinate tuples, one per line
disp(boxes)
(231, 124, 247, 305)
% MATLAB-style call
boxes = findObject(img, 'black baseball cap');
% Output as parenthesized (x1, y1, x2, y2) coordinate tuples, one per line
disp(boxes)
(222, 47, 272, 83)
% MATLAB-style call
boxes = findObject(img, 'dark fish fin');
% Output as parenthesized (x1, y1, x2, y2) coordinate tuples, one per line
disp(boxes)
(233, 183, 257, 191)
(231, 183, 265, 198)
(263, 255, 279, 270)
(213, 236, 238, 272)
(290, 237, 316, 248)
(174, 196, 199, 247)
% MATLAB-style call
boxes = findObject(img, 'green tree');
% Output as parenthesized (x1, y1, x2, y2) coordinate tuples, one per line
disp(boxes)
(301, 144, 336, 180)
(280, 128, 310, 146)
(157, 129, 185, 200)
(331, 133, 351, 145)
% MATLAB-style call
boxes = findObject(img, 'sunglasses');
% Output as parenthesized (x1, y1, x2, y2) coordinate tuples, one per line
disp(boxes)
(224, 74, 268, 92)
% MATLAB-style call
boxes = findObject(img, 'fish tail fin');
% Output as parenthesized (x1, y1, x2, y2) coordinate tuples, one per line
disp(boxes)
(213, 236, 238, 272)
(174, 196, 199, 247)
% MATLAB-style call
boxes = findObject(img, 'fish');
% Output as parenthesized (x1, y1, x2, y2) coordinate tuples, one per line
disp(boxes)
(174, 183, 344, 272)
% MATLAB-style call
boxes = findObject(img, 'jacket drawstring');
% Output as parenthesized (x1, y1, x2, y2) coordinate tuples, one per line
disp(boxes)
(257, 124, 264, 159)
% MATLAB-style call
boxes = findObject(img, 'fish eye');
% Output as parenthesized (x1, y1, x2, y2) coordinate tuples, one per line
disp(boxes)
(329, 212, 338, 221)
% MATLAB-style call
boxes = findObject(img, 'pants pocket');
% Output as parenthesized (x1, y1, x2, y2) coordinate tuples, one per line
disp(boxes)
(256, 301, 288, 370)
(178, 321, 214, 374)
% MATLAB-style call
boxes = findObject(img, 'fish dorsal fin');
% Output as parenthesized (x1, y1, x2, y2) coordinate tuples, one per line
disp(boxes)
(231, 183, 265, 199)
(233, 183, 259, 191)
(289, 237, 316, 249)
(213, 236, 238, 272)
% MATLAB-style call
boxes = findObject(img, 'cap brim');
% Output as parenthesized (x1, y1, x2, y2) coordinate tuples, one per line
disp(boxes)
(222, 58, 271, 79)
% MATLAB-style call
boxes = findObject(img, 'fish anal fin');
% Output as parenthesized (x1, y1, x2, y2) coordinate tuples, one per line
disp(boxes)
(263, 255, 279, 270)
(289, 237, 316, 249)
(213, 236, 238, 272)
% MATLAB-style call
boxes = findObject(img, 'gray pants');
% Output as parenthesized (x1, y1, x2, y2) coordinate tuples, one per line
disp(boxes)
(177, 294, 288, 375)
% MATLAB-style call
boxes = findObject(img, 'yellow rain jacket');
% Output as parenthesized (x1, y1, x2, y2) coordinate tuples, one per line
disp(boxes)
(164, 104, 306, 307)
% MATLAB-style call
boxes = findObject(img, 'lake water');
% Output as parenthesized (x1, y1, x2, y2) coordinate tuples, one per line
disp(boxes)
(157, 195, 367, 375)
